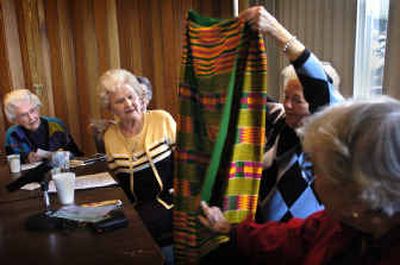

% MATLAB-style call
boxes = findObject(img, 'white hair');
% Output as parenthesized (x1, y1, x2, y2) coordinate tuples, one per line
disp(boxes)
(301, 96, 400, 216)
(97, 69, 148, 110)
(3, 89, 42, 123)
(137, 76, 152, 102)
(280, 61, 341, 100)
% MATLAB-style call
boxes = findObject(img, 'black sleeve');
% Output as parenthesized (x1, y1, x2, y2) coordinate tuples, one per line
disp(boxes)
(291, 49, 331, 113)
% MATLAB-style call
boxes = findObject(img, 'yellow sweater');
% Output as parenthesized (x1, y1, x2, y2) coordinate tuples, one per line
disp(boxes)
(104, 110, 176, 208)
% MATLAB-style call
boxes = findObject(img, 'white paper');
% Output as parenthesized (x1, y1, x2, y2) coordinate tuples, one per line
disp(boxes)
(21, 161, 43, 171)
(36, 148, 52, 159)
(21, 172, 117, 191)
(50, 203, 120, 223)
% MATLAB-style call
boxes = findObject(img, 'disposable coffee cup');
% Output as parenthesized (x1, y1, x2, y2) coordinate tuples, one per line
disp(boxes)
(52, 172, 75, 205)
(7, 154, 21, 174)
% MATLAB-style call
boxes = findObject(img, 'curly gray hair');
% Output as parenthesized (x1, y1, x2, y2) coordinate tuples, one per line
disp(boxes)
(3, 89, 42, 123)
(301, 96, 400, 217)
(97, 69, 150, 110)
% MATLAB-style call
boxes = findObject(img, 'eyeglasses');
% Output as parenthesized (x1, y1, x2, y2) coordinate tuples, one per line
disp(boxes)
(16, 106, 40, 121)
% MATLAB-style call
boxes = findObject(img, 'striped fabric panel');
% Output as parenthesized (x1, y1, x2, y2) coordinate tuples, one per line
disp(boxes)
(240, 92, 268, 109)
(174, 10, 267, 264)
(179, 85, 226, 111)
(228, 161, 263, 178)
(223, 194, 259, 221)
(236, 127, 266, 144)
(175, 149, 210, 165)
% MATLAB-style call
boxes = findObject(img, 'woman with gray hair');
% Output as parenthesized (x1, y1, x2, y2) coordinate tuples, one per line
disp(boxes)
(199, 96, 400, 264)
(236, 6, 345, 224)
(3, 89, 83, 163)
(97, 69, 176, 265)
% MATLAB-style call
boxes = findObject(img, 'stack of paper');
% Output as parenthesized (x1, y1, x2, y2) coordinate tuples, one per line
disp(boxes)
(50, 200, 122, 223)
(21, 172, 117, 191)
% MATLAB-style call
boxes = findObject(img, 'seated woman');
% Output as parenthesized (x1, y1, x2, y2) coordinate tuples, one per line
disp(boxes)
(3, 89, 83, 163)
(239, 6, 344, 223)
(97, 69, 176, 265)
(90, 75, 152, 154)
(200, 96, 400, 264)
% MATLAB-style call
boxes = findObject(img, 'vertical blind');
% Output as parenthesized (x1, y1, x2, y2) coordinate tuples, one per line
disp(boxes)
(251, 0, 357, 99)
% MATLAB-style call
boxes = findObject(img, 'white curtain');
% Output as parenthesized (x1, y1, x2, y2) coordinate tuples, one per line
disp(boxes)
(251, 0, 357, 99)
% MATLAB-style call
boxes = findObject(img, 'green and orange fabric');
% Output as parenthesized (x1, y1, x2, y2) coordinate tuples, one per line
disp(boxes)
(174, 10, 268, 264)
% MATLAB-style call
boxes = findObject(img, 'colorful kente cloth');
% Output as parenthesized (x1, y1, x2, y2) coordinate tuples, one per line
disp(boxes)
(174, 11, 268, 264)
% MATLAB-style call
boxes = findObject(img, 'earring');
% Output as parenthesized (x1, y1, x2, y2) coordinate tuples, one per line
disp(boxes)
(352, 212, 359, 218)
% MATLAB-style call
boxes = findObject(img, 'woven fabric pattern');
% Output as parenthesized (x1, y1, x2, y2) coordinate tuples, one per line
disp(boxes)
(174, 11, 268, 263)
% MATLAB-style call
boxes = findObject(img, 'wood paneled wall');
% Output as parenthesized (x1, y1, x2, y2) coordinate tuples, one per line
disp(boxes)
(0, 0, 235, 155)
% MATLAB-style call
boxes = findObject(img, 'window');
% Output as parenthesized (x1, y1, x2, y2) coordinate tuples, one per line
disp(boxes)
(353, 0, 390, 98)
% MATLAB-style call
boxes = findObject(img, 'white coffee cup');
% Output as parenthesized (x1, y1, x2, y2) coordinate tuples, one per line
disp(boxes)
(7, 154, 21, 174)
(52, 172, 75, 205)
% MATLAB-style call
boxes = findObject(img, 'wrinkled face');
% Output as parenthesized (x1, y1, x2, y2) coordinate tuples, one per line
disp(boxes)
(283, 79, 310, 128)
(109, 84, 143, 122)
(14, 100, 41, 131)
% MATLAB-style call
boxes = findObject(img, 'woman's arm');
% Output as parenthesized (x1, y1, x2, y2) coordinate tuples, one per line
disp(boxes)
(240, 6, 344, 113)
(292, 50, 344, 112)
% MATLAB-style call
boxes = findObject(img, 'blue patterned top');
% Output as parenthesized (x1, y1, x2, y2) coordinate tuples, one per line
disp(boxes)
(4, 116, 83, 163)
(256, 49, 344, 222)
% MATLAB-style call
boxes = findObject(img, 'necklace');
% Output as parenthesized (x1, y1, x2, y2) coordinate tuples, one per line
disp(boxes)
(117, 115, 146, 161)
(118, 129, 141, 161)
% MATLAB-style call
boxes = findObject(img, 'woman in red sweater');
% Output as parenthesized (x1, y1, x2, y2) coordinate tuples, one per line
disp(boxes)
(200, 96, 400, 264)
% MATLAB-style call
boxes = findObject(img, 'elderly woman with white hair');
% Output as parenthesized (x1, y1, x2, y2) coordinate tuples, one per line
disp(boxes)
(3, 89, 83, 163)
(199, 96, 400, 264)
(236, 6, 345, 223)
(97, 69, 176, 265)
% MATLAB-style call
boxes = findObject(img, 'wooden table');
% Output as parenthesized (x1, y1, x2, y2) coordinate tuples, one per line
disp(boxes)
(0, 162, 164, 265)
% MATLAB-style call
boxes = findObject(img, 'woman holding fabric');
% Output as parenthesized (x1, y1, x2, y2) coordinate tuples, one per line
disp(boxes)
(242, 6, 344, 223)
(200, 96, 400, 264)
(97, 69, 176, 265)
(200, 5, 343, 263)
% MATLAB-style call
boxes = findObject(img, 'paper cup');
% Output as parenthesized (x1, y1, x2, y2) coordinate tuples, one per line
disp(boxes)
(7, 154, 21, 174)
(52, 172, 75, 205)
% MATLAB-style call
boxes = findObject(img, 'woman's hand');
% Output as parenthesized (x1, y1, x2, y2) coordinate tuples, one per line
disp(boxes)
(239, 6, 281, 36)
(198, 201, 231, 234)
(239, 6, 305, 61)
(27, 152, 42, 163)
